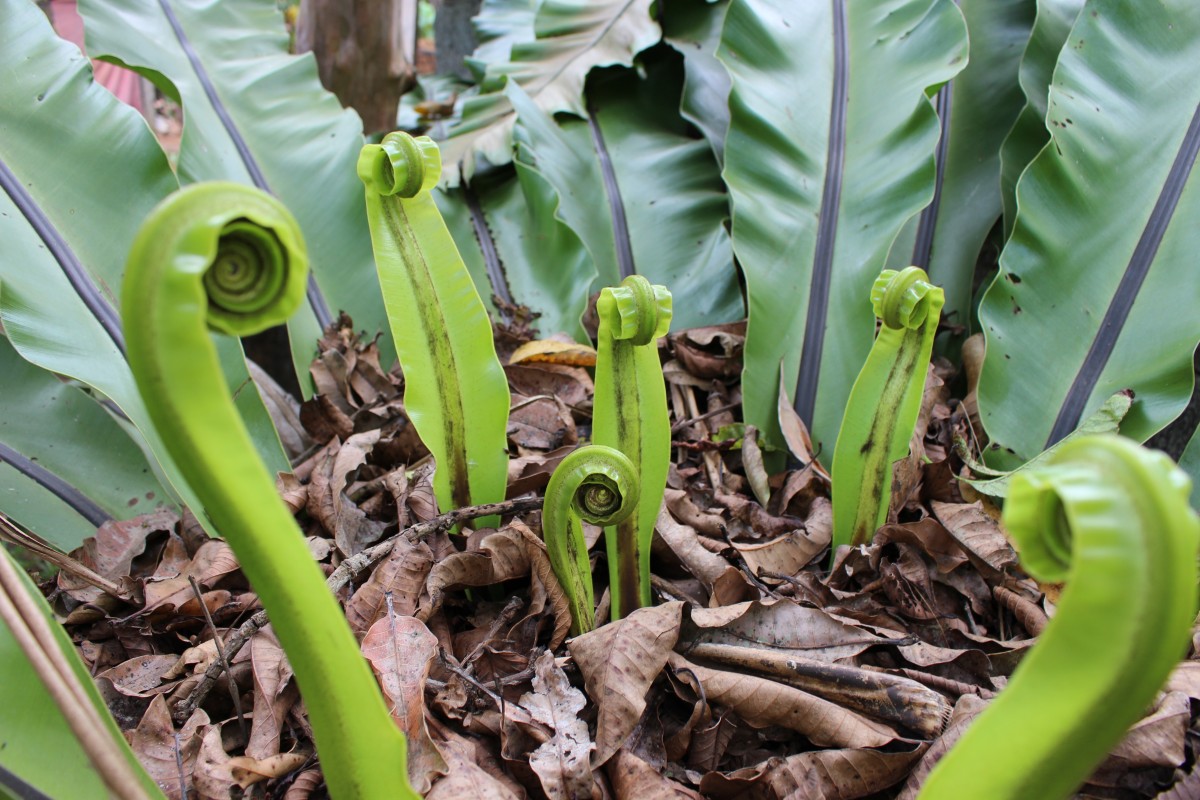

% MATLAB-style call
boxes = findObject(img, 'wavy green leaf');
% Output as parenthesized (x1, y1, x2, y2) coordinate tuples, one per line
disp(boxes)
(507, 55, 742, 331)
(997, 0, 1085, 237)
(721, 0, 968, 455)
(78, 0, 392, 383)
(1, 547, 163, 800)
(977, 0, 1200, 468)
(0, 0, 287, 530)
(885, 0, 1035, 332)
(662, 0, 732, 167)
(468, 0, 542, 78)
(440, 0, 661, 185)
(438, 164, 594, 341)
(0, 336, 171, 550)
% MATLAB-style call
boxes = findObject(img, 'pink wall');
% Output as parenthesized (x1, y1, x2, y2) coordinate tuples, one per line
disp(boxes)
(49, 0, 144, 112)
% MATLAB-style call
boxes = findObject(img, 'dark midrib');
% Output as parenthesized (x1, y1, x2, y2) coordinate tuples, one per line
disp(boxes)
(0, 764, 55, 800)
(154, 0, 332, 329)
(587, 103, 636, 279)
(0, 157, 125, 355)
(1047, 101, 1200, 445)
(0, 441, 111, 528)
(793, 0, 848, 428)
(912, 82, 952, 269)
(462, 183, 513, 309)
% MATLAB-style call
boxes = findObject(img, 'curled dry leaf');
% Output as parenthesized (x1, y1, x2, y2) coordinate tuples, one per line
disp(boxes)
(685, 600, 892, 663)
(700, 742, 929, 800)
(732, 528, 828, 579)
(427, 719, 524, 800)
(282, 769, 324, 799)
(422, 526, 572, 647)
(193, 723, 237, 800)
(897, 694, 988, 799)
(607, 748, 703, 800)
(59, 508, 177, 604)
(569, 601, 684, 767)
(306, 431, 386, 556)
(508, 395, 579, 450)
(247, 627, 295, 760)
(655, 506, 752, 607)
(228, 752, 308, 789)
(522, 650, 595, 800)
(141, 539, 241, 614)
(129, 696, 208, 800)
(930, 500, 1018, 574)
(361, 612, 448, 793)
(96, 653, 178, 698)
(509, 338, 599, 367)
(346, 537, 435, 635)
(667, 652, 899, 748)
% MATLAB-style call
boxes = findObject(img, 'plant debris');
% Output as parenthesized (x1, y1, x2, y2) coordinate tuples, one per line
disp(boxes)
(34, 320, 1200, 800)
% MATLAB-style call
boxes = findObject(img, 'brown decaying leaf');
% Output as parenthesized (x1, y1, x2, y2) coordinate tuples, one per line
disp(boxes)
(685, 600, 891, 663)
(228, 752, 308, 789)
(523, 650, 595, 800)
(506, 362, 593, 408)
(668, 321, 745, 380)
(193, 723, 236, 800)
(96, 653, 178, 698)
(306, 431, 386, 556)
(569, 601, 684, 767)
(139, 538, 240, 615)
(361, 612, 448, 793)
(129, 696, 208, 800)
(607, 748, 703, 800)
(247, 627, 296, 760)
(777, 366, 831, 479)
(667, 652, 899, 748)
(930, 499, 1018, 573)
(60, 508, 178, 604)
(282, 768, 324, 799)
(346, 537, 435, 635)
(700, 743, 929, 800)
(427, 719, 524, 800)
(655, 506, 751, 606)
(508, 394, 579, 450)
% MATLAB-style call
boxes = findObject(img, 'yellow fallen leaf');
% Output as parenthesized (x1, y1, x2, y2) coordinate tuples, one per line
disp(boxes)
(509, 339, 598, 367)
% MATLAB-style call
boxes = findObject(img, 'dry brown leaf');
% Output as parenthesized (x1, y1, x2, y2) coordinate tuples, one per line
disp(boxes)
(427, 720, 524, 800)
(732, 529, 827, 578)
(897, 694, 988, 799)
(60, 508, 177, 603)
(570, 602, 684, 767)
(129, 696, 208, 800)
(607, 748, 703, 800)
(686, 600, 891, 663)
(361, 612, 448, 793)
(141, 539, 240, 614)
(247, 626, 296, 760)
(930, 500, 1018, 574)
(523, 650, 595, 800)
(506, 362, 593, 408)
(668, 652, 899, 748)
(306, 431, 386, 556)
(193, 723, 236, 800)
(346, 537, 435, 635)
(96, 654, 178, 698)
(282, 768, 324, 799)
(1105, 690, 1190, 769)
(509, 338, 598, 367)
(423, 526, 543, 620)
(228, 752, 308, 789)
(777, 367, 831, 479)
(701, 743, 928, 800)
(508, 395, 579, 450)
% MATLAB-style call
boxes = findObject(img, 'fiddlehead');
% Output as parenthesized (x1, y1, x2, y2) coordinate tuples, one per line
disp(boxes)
(918, 435, 1199, 800)
(122, 183, 416, 800)
(358, 132, 510, 527)
(593, 275, 672, 620)
(543, 445, 640, 635)
(831, 266, 944, 552)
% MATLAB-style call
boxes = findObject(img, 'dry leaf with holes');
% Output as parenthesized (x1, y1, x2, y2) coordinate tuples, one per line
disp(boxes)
(523, 651, 594, 800)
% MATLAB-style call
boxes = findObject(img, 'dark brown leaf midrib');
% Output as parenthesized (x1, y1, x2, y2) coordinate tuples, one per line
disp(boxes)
(382, 197, 472, 509)
(793, 0, 849, 431)
(0, 440, 112, 527)
(1047, 100, 1200, 445)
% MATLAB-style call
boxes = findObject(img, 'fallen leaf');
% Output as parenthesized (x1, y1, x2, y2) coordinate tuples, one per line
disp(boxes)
(667, 652, 899, 748)
(509, 338, 598, 367)
(361, 612, 448, 793)
(346, 537, 435, 635)
(523, 650, 595, 800)
(128, 696, 207, 800)
(570, 602, 684, 767)
(608, 747, 703, 799)
(228, 752, 308, 789)
(247, 627, 295, 760)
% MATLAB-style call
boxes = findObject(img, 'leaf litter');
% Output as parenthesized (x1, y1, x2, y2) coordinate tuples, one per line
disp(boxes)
(27, 320, 1200, 799)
